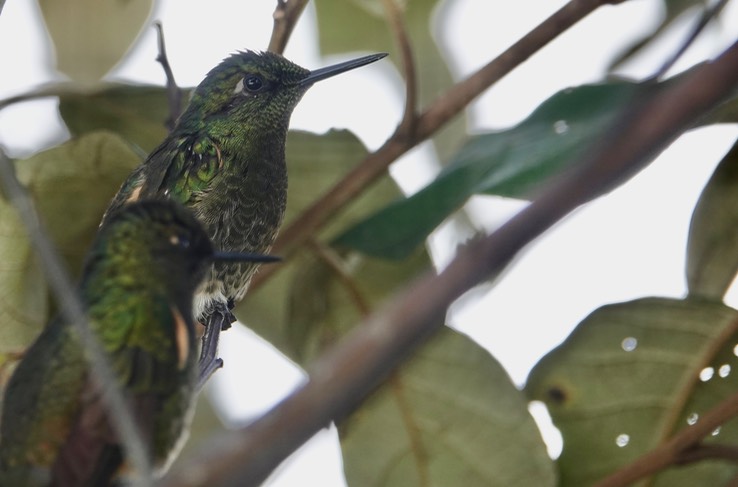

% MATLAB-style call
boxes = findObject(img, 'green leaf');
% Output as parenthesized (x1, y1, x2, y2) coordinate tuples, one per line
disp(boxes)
(236, 129, 552, 486)
(686, 137, 738, 299)
(340, 327, 555, 487)
(0, 132, 141, 389)
(335, 81, 643, 259)
(526, 297, 738, 486)
(59, 82, 175, 153)
(315, 0, 466, 162)
(37, 0, 154, 83)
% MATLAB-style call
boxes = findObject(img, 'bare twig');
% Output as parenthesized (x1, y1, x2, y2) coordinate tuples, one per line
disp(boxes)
(267, 0, 310, 54)
(596, 390, 738, 486)
(676, 442, 738, 465)
(653, 0, 730, 80)
(160, 33, 738, 487)
(154, 22, 183, 131)
(250, 0, 627, 292)
(381, 0, 418, 133)
(0, 149, 153, 485)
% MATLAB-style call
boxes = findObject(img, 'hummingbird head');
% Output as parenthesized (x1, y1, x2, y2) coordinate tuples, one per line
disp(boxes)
(85, 201, 278, 309)
(180, 50, 387, 136)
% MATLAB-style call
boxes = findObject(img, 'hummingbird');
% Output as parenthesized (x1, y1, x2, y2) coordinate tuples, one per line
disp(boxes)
(0, 200, 277, 486)
(102, 50, 387, 333)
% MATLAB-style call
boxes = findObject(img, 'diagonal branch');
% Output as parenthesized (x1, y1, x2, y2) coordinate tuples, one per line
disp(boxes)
(0, 149, 153, 485)
(596, 390, 738, 486)
(250, 0, 629, 292)
(267, 0, 310, 54)
(159, 32, 738, 487)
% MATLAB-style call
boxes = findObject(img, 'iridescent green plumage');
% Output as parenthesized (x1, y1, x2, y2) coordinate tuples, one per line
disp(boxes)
(0, 201, 272, 486)
(104, 50, 387, 324)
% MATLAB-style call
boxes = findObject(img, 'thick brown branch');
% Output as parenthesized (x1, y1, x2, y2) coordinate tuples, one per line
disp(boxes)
(159, 33, 738, 487)
(267, 0, 309, 54)
(250, 0, 622, 292)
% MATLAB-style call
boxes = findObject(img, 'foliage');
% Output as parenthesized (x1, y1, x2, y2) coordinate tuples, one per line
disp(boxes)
(1, 0, 738, 485)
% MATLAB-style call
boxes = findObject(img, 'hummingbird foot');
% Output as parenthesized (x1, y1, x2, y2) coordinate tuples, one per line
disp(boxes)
(197, 303, 232, 390)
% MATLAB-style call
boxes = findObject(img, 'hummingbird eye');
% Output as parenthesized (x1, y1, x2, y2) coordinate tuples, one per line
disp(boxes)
(169, 233, 191, 249)
(244, 75, 263, 92)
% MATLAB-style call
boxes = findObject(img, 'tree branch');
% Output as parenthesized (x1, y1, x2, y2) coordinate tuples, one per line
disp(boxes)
(159, 32, 738, 487)
(250, 0, 627, 292)
(154, 21, 183, 131)
(596, 390, 738, 486)
(267, 0, 309, 55)
(0, 149, 153, 485)
(381, 0, 418, 134)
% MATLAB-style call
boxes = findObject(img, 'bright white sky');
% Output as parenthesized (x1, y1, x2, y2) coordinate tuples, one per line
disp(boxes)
(1, 0, 738, 485)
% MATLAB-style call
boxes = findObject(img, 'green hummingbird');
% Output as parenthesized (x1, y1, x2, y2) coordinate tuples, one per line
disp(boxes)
(102, 50, 387, 333)
(0, 200, 277, 486)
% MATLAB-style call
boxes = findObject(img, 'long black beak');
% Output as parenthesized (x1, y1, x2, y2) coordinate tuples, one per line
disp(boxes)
(211, 252, 281, 264)
(300, 52, 388, 87)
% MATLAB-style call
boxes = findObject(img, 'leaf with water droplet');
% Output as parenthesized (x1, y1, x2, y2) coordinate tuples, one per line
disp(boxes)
(526, 297, 738, 486)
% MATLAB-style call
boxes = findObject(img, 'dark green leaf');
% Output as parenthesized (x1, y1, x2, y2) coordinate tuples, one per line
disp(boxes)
(526, 297, 738, 486)
(686, 137, 738, 299)
(335, 81, 643, 259)
(38, 0, 154, 83)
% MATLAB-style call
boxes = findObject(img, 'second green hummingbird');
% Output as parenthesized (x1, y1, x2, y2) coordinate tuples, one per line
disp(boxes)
(103, 50, 387, 331)
(0, 200, 277, 486)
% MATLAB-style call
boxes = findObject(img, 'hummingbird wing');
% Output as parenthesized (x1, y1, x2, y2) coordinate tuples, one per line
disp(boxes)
(107, 135, 224, 216)
(0, 319, 87, 485)
(50, 302, 193, 486)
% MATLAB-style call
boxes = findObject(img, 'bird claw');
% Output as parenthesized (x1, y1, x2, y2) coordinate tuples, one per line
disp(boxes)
(197, 303, 232, 390)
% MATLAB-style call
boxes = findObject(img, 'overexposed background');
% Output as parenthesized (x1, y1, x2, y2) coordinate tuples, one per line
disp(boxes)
(1, 1, 737, 484)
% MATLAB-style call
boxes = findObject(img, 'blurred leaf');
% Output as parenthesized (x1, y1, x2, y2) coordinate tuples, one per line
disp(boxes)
(59, 82, 177, 153)
(236, 129, 552, 486)
(526, 297, 738, 486)
(0, 132, 141, 389)
(315, 0, 466, 162)
(686, 137, 738, 299)
(37, 0, 154, 83)
(608, 0, 709, 72)
(340, 327, 554, 487)
(0, 0, 5, 17)
(334, 81, 643, 259)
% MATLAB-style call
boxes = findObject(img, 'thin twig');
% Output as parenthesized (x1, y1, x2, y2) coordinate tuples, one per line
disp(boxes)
(652, 0, 730, 80)
(309, 238, 370, 316)
(159, 33, 738, 487)
(596, 390, 738, 486)
(676, 442, 738, 465)
(154, 21, 183, 131)
(267, 0, 310, 55)
(381, 0, 418, 134)
(250, 0, 627, 292)
(0, 149, 153, 485)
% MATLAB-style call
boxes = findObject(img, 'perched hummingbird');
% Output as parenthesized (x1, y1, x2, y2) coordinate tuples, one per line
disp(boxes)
(0, 200, 277, 486)
(103, 50, 387, 330)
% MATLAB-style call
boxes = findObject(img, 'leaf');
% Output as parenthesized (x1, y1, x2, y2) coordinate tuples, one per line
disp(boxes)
(315, 0, 466, 162)
(236, 129, 553, 486)
(340, 327, 555, 487)
(37, 0, 154, 83)
(0, 132, 141, 389)
(334, 81, 643, 259)
(607, 0, 709, 72)
(59, 83, 175, 153)
(526, 297, 738, 486)
(686, 137, 738, 299)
